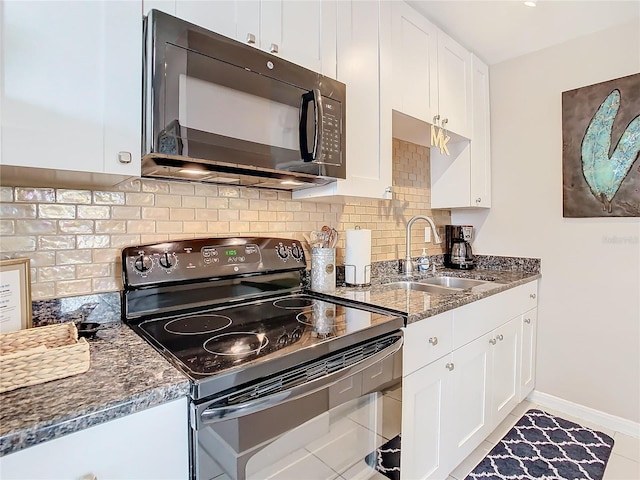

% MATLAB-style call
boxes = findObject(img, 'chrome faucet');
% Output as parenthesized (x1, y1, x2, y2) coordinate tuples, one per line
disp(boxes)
(403, 215, 442, 275)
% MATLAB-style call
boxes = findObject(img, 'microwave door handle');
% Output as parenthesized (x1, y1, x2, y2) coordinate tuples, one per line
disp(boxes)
(299, 89, 323, 163)
(198, 335, 403, 425)
(299, 91, 314, 162)
(312, 88, 324, 163)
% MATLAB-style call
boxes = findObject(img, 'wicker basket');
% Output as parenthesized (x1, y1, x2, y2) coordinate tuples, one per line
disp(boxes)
(0, 322, 90, 393)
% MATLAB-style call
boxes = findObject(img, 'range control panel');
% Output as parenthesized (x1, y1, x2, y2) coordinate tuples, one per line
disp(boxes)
(122, 237, 306, 288)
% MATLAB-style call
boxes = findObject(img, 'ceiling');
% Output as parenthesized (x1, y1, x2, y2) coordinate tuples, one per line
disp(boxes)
(406, 1, 640, 65)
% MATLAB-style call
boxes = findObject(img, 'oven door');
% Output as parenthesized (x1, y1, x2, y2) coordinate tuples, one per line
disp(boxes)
(191, 333, 403, 480)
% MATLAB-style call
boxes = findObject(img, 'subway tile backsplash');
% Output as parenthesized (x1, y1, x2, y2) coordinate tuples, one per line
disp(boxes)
(0, 139, 450, 300)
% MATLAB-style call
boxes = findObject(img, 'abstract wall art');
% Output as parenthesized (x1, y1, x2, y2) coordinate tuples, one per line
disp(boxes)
(562, 73, 640, 217)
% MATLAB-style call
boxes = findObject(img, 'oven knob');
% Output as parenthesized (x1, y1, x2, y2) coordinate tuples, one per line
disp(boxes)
(290, 243, 303, 261)
(276, 244, 289, 260)
(159, 252, 177, 270)
(133, 254, 153, 273)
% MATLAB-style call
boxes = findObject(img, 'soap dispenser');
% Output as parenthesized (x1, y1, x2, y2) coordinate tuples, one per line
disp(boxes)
(417, 248, 430, 273)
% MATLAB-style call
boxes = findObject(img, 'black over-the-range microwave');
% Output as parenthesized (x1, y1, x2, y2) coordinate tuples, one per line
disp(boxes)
(142, 10, 346, 191)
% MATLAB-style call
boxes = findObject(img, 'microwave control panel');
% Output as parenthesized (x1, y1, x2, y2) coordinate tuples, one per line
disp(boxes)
(321, 98, 342, 167)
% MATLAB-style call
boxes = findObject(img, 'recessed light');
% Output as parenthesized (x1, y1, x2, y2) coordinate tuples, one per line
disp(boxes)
(524, 1, 536, 6)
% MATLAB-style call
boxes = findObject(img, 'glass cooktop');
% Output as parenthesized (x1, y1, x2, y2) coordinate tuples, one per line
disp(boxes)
(134, 293, 401, 381)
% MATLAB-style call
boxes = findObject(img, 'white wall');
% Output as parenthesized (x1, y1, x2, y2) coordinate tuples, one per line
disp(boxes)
(453, 19, 640, 423)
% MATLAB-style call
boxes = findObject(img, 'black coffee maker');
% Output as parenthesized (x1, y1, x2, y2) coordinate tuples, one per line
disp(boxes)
(444, 225, 475, 270)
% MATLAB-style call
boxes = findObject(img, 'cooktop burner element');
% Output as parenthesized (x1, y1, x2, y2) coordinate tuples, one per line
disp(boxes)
(164, 315, 232, 335)
(273, 297, 314, 309)
(204, 332, 269, 356)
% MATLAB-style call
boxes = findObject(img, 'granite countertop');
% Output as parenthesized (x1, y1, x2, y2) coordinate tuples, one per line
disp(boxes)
(0, 322, 190, 457)
(323, 266, 541, 324)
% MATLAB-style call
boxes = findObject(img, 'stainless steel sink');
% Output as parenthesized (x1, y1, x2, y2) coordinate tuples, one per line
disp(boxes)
(421, 276, 489, 289)
(386, 281, 455, 295)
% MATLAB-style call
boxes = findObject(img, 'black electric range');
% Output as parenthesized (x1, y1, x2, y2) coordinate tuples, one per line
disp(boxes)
(122, 237, 403, 401)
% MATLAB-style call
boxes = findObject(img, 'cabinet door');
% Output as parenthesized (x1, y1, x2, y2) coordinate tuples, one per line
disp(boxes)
(173, 0, 259, 45)
(520, 307, 538, 400)
(436, 30, 472, 139)
(401, 355, 453, 480)
(1, 1, 141, 178)
(292, 0, 393, 201)
(0, 398, 188, 479)
(391, 1, 438, 123)
(448, 332, 491, 467)
(490, 318, 520, 426)
(470, 54, 491, 208)
(261, 0, 336, 77)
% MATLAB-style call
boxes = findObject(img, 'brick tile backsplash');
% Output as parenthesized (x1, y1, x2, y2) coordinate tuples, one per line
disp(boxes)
(0, 139, 450, 299)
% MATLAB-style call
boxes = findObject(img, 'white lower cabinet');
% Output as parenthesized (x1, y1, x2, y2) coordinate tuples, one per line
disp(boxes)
(401, 354, 453, 480)
(0, 398, 189, 480)
(520, 307, 538, 400)
(401, 281, 538, 479)
(448, 331, 492, 466)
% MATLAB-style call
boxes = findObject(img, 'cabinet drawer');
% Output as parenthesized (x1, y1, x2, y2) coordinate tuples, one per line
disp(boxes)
(403, 311, 453, 376)
(453, 281, 538, 349)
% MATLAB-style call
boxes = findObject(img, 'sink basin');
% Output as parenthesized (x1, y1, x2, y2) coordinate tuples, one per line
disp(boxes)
(386, 282, 455, 295)
(421, 276, 489, 289)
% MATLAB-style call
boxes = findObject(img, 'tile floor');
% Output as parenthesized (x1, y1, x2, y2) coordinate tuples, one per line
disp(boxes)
(209, 391, 639, 480)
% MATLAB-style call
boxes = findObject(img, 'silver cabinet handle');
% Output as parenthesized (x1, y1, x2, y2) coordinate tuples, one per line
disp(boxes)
(433, 114, 440, 125)
(428, 336, 438, 346)
(476, 197, 482, 203)
(246, 33, 256, 45)
(524, 318, 531, 324)
(489, 338, 497, 345)
(445, 362, 454, 371)
(530, 293, 537, 299)
(441, 118, 448, 126)
(270, 43, 279, 54)
(497, 334, 504, 341)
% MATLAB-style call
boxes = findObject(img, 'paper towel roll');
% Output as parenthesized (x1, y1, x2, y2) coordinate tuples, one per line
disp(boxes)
(345, 228, 371, 285)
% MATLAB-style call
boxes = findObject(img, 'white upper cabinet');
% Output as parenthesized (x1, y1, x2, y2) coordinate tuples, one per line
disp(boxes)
(293, 0, 393, 202)
(0, 1, 142, 187)
(470, 54, 492, 207)
(146, 0, 337, 78)
(436, 30, 472, 139)
(391, 2, 438, 124)
(430, 54, 491, 209)
(391, 2, 472, 139)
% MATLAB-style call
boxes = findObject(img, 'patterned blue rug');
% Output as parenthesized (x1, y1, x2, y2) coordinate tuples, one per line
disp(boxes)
(365, 434, 401, 480)
(365, 410, 614, 480)
(465, 409, 614, 480)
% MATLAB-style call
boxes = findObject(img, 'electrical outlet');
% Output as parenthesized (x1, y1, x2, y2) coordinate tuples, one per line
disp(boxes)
(424, 227, 431, 242)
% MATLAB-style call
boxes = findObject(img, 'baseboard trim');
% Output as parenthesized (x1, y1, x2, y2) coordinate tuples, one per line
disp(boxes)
(528, 390, 640, 439)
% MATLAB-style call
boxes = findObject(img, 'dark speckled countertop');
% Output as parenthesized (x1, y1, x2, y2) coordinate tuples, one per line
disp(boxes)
(0, 322, 190, 457)
(319, 266, 541, 325)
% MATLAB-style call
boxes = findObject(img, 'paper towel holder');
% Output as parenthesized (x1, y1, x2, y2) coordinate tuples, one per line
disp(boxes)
(344, 263, 371, 287)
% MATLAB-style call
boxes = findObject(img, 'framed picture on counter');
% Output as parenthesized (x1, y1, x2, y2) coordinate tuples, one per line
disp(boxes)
(0, 258, 33, 333)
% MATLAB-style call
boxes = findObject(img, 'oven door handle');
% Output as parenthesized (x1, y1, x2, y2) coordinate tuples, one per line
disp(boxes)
(199, 335, 402, 425)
